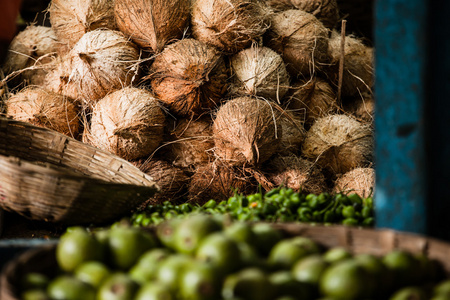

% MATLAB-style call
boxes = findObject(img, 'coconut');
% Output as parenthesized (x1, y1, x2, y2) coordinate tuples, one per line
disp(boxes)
(49, 0, 116, 48)
(301, 114, 373, 177)
(85, 87, 166, 161)
(264, 0, 339, 29)
(133, 158, 190, 205)
(166, 116, 215, 169)
(213, 96, 282, 166)
(42, 55, 81, 102)
(67, 29, 140, 105)
(343, 93, 374, 125)
(264, 9, 330, 78)
(286, 77, 337, 128)
(148, 38, 228, 117)
(333, 167, 375, 198)
(279, 109, 305, 155)
(328, 31, 374, 97)
(265, 154, 328, 194)
(188, 161, 257, 205)
(114, 0, 190, 53)
(191, 0, 268, 54)
(6, 87, 80, 138)
(2, 25, 59, 87)
(229, 45, 290, 102)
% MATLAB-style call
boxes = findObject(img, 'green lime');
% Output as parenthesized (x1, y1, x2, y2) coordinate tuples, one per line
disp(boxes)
(21, 272, 49, 290)
(107, 226, 156, 270)
(222, 268, 275, 300)
(173, 214, 222, 255)
(251, 223, 283, 256)
(323, 247, 352, 264)
(382, 250, 421, 288)
(74, 261, 111, 289)
(97, 273, 139, 300)
(269, 271, 314, 300)
(268, 239, 311, 270)
(21, 289, 49, 300)
(319, 259, 373, 300)
(156, 254, 193, 290)
(56, 227, 103, 272)
(47, 275, 96, 300)
(292, 254, 329, 286)
(179, 261, 222, 300)
(134, 282, 175, 300)
(434, 280, 450, 297)
(389, 286, 427, 300)
(129, 248, 171, 284)
(156, 218, 183, 249)
(354, 253, 392, 296)
(224, 222, 257, 245)
(289, 237, 322, 254)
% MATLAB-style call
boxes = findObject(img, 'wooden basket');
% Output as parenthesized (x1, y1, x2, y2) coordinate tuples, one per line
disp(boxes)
(0, 117, 159, 225)
(2, 224, 450, 300)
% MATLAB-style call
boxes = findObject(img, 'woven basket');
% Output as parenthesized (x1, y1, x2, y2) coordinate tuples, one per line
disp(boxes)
(0, 117, 159, 224)
(2, 224, 450, 300)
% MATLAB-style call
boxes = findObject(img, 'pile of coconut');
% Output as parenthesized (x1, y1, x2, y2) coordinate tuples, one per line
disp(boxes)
(0, 0, 375, 206)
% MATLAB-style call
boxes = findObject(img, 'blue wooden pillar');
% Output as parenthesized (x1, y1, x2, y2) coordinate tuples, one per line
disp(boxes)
(375, 0, 450, 240)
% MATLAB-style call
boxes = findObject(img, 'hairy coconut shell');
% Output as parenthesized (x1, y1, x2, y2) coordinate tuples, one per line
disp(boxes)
(166, 116, 215, 169)
(2, 25, 59, 87)
(328, 31, 374, 97)
(148, 38, 228, 117)
(43, 56, 81, 101)
(85, 87, 166, 161)
(50, 0, 116, 48)
(229, 45, 290, 102)
(264, 0, 339, 29)
(67, 29, 140, 105)
(213, 96, 282, 166)
(301, 114, 373, 176)
(114, 0, 190, 53)
(286, 77, 337, 128)
(333, 167, 375, 198)
(266, 154, 328, 194)
(264, 9, 330, 78)
(188, 161, 257, 205)
(133, 158, 190, 205)
(6, 87, 80, 138)
(279, 109, 305, 155)
(343, 93, 374, 125)
(191, 0, 268, 54)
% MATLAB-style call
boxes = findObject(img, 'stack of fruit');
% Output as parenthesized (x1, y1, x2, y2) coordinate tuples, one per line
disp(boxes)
(15, 214, 450, 300)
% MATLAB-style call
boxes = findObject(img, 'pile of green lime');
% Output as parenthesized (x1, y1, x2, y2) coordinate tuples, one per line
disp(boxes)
(130, 187, 375, 227)
(19, 214, 449, 300)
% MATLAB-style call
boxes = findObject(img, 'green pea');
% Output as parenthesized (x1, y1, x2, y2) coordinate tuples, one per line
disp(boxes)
(298, 207, 313, 222)
(265, 187, 281, 198)
(347, 193, 363, 205)
(203, 199, 217, 209)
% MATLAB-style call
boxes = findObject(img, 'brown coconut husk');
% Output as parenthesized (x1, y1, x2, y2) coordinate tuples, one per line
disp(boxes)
(264, 0, 340, 29)
(265, 154, 328, 194)
(279, 109, 305, 155)
(213, 96, 282, 166)
(43, 57, 81, 102)
(343, 92, 374, 125)
(327, 31, 374, 98)
(5, 87, 80, 138)
(264, 9, 330, 78)
(132, 158, 190, 205)
(148, 38, 228, 117)
(188, 161, 257, 205)
(191, 0, 269, 54)
(2, 25, 59, 88)
(333, 167, 375, 198)
(66, 29, 140, 105)
(166, 116, 215, 169)
(114, 0, 190, 53)
(286, 77, 337, 129)
(229, 45, 290, 103)
(49, 0, 116, 48)
(84, 87, 166, 161)
(301, 114, 373, 177)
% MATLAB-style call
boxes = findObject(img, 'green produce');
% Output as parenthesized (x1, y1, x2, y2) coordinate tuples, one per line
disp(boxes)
(56, 227, 103, 272)
(129, 188, 376, 228)
(18, 214, 448, 300)
(47, 275, 96, 300)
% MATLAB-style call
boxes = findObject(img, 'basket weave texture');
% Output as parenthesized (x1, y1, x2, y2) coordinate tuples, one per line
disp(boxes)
(2, 224, 450, 300)
(0, 117, 159, 224)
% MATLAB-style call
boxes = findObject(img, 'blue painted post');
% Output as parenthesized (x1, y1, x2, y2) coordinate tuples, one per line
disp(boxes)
(375, 0, 450, 240)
